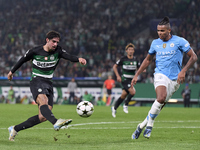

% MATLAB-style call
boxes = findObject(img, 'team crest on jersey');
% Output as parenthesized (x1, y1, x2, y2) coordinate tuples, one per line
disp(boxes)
(44, 57, 48, 60)
(163, 43, 166, 48)
(130, 62, 133, 65)
(170, 43, 174, 47)
(50, 55, 54, 60)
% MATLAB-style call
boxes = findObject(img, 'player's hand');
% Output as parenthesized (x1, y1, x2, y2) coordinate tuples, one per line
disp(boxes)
(131, 75, 138, 87)
(177, 71, 185, 84)
(7, 71, 13, 81)
(116, 76, 121, 82)
(78, 58, 87, 65)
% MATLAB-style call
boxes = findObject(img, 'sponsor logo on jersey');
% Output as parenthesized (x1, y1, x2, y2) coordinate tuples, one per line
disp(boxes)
(37, 61, 56, 68)
(156, 50, 176, 56)
(123, 65, 137, 70)
(33, 59, 57, 68)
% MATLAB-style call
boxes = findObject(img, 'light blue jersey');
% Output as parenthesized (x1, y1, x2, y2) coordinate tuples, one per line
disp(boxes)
(149, 35, 191, 80)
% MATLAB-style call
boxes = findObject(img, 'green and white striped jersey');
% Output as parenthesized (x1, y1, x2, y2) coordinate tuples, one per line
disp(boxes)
(11, 45, 79, 80)
(116, 56, 140, 82)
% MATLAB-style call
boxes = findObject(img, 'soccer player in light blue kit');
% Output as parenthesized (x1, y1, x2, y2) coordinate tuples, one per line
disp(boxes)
(131, 16, 197, 139)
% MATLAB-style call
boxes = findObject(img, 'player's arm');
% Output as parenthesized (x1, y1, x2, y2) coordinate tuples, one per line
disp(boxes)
(61, 49, 86, 65)
(113, 64, 121, 82)
(8, 49, 33, 81)
(131, 54, 154, 86)
(177, 48, 197, 84)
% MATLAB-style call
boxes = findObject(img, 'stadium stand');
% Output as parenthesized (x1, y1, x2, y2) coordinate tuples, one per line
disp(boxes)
(0, 0, 199, 83)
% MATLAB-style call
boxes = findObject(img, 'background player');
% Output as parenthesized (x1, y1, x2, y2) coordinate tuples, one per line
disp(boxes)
(112, 43, 140, 118)
(131, 17, 197, 139)
(7, 30, 87, 141)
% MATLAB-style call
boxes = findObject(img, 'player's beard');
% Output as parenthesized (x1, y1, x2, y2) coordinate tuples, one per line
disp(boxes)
(128, 53, 133, 58)
(49, 46, 56, 52)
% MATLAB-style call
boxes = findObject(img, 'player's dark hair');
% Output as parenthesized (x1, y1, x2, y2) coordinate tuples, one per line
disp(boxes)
(158, 16, 170, 25)
(125, 43, 135, 50)
(46, 30, 61, 40)
(158, 16, 171, 29)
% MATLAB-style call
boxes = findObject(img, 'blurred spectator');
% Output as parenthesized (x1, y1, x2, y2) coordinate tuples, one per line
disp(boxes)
(20, 95, 29, 104)
(0, 0, 199, 83)
(67, 78, 77, 104)
(145, 73, 154, 83)
(0, 95, 6, 103)
(181, 83, 191, 107)
(97, 96, 106, 106)
(82, 91, 93, 103)
(7, 86, 15, 104)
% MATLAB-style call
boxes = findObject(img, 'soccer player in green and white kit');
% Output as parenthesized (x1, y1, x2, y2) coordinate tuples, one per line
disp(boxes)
(7, 31, 87, 141)
(112, 43, 140, 118)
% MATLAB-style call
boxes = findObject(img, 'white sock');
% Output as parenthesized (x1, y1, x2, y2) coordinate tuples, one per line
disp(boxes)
(139, 116, 148, 129)
(146, 100, 164, 127)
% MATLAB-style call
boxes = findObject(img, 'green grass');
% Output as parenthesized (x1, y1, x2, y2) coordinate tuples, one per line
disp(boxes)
(0, 104, 200, 150)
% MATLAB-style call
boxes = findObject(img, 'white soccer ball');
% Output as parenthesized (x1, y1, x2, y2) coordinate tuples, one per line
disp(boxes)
(76, 101, 94, 118)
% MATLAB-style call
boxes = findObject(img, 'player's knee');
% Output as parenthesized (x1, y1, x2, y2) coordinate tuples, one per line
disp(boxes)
(37, 94, 48, 105)
(129, 91, 135, 96)
(157, 95, 166, 103)
(38, 114, 47, 122)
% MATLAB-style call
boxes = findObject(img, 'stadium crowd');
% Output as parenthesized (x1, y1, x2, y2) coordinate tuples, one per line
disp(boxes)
(0, 0, 199, 83)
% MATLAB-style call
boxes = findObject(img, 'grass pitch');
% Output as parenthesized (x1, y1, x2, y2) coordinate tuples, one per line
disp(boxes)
(0, 104, 200, 150)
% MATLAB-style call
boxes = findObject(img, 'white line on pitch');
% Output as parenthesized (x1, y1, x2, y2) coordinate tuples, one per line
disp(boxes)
(1, 120, 200, 130)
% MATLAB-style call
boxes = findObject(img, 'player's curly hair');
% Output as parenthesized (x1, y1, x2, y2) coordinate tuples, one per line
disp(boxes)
(125, 43, 135, 50)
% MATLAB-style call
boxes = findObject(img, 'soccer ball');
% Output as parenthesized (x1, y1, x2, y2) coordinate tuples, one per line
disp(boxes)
(76, 101, 94, 118)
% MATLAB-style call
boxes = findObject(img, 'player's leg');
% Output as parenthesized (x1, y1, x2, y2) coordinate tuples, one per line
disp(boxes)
(37, 94, 57, 124)
(132, 87, 166, 140)
(106, 89, 112, 106)
(143, 87, 166, 138)
(111, 90, 128, 118)
(143, 74, 180, 138)
(106, 94, 111, 106)
(132, 73, 166, 139)
(8, 115, 41, 141)
(123, 86, 136, 113)
(37, 94, 72, 131)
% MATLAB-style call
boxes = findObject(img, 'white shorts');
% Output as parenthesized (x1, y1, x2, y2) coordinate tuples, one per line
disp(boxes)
(154, 73, 180, 102)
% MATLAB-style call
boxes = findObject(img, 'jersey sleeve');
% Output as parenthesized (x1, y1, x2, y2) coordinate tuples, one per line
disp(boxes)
(136, 59, 141, 69)
(11, 49, 34, 74)
(148, 40, 156, 55)
(116, 58, 122, 66)
(178, 37, 191, 53)
(59, 49, 79, 62)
